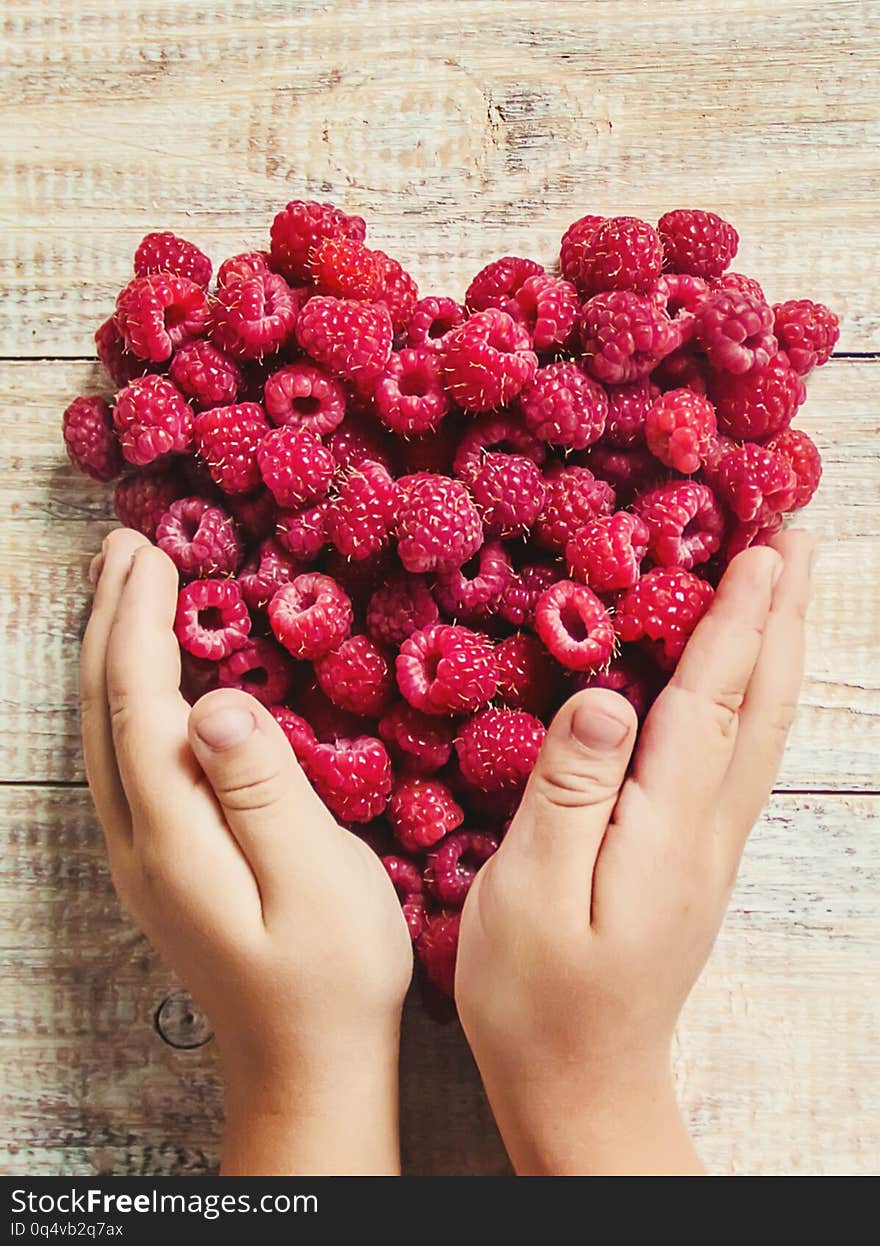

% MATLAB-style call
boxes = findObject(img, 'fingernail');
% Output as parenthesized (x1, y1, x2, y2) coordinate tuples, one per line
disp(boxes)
(571, 704, 630, 750)
(195, 706, 255, 751)
(88, 553, 104, 586)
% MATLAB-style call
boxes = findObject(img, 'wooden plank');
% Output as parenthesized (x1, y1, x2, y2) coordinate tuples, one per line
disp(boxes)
(0, 357, 876, 788)
(2, 1, 878, 354)
(0, 786, 875, 1175)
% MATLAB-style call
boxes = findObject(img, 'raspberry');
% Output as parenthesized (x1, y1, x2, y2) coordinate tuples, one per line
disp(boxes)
(314, 633, 395, 717)
(309, 237, 383, 301)
(520, 361, 608, 451)
(156, 497, 241, 579)
(616, 567, 714, 667)
(574, 215, 663, 297)
(653, 273, 710, 318)
(772, 299, 840, 374)
(379, 702, 456, 775)
(425, 831, 499, 907)
(652, 345, 710, 395)
(174, 578, 251, 661)
(633, 480, 725, 569)
(404, 296, 466, 350)
(194, 402, 270, 494)
(94, 317, 150, 387)
(695, 289, 778, 375)
(574, 651, 657, 720)
(465, 256, 544, 313)
(396, 473, 483, 573)
(169, 340, 242, 410)
(263, 363, 345, 437)
(713, 272, 766, 303)
(269, 200, 366, 284)
(237, 537, 303, 611)
(510, 273, 579, 352)
(367, 572, 439, 648)
(645, 388, 717, 473)
(373, 251, 419, 334)
(396, 624, 497, 715)
(327, 415, 393, 473)
(456, 707, 546, 792)
(210, 271, 300, 360)
(133, 231, 212, 287)
(217, 637, 292, 707)
(603, 379, 660, 447)
(658, 209, 738, 280)
(257, 426, 335, 508)
(217, 251, 271, 287)
(375, 348, 450, 435)
(497, 561, 562, 628)
(387, 777, 465, 853)
(468, 453, 546, 538)
(583, 443, 661, 505)
(268, 572, 352, 659)
(306, 734, 392, 823)
(382, 856, 427, 940)
(580, 290, 675, 385)
(535, 465, 616, 552)
(765, 427, 822, 510)
(296, 296, 393, 387)
(707, 442, 797, 522)
(710, 354, 805, 440)
(433, 541, 512, 617)
(441, 309, 538, 412)
(567, 511, 649, 592)
(494, 633, 559, 716)
(113, 375, 193, 466)
(275, 501, 330, 560)
(535, 580, 616, 672)
(416, 911, 460, 997)
(116, 273, 209, 362)
(326, 460, 398, 560)
(228, 488, 277, 542)
(559, 213, 605, 292)
(271, 705, 318, 761)
(62, 395, 122, 482)
(453, 413, 545, 480)
(113, 467, 184, 539)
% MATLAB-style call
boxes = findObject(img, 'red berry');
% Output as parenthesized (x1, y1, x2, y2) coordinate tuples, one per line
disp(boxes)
(194, 402, 270, 495)
(327, 414, 393, 474)
(113, 375, 193, 467)
(174, 578, 251, 661)
(433, 541, 512, 617)
(309, 236, 384, 301)
(268, 572, 352, 660)
(269, 200, 366, 284)
(387, 777, 465, 853)
(465, 256, 544, 312)
(772, 299, 839, 374)
(441, 309, 538, 413)
(658, 209, 739, 280)
(574, 215, 663, 297)
(396, 623, 497, 715)
(217, 637, 292, 707)
(237, 537, 303, 611)
(314, 633, 395, 717)
(633, 480, 725, 569)
(416, 911, 460, 997)
(534, 580, 616, 672)
(404, 296, 467, 351)
(275, 500, 330, 560)
(653, 272, 710, 318)
(211, 271, 301, 360)
(134, 231, 212, 286)
(559, 214, 605, 293)
(567, 511, 649, 592)
(116, 273, 209, 362)
(296, 296, 393, 387)
(169, 340, 242, 410)
(367, 572, 439, 648)
(378, 702, 455, 775)
(603, 379, 660, 448)
(217, 251, 271, 287)
(583, 443, 660, 505)
(375, 348, 450, 435)
(765, 427, 822, 510)
(574, 651, 658, 721)
(113, 467, 185, 539)
(520, 360, 608, 451)
(257, 426, 335, 508)
(263, 362, 346, 435)
(94, 317, 151, 387)
(453, 412, 546, 480)
(497, 561, 563, 629)
(396, 473, 483, 573)
(306, 734, 392, 823)
(425, 831, 499, 908)
(645, 388, 717, 474)
(374, 251, 419, 334)
(616, 567, 714, 667)
(710, 355, 805, 440)
(510, 273, 579, 352)
(695, 289, 778, 375)
(535, 465, 615, 552)
(456, 707, 546, 793)
(713, 272, 766, 303)
(62, 394, 122, 482)
(707, 441, 798, 523)
(156, 497, 241, 579)
(580, 290, 675, 385)
(467, 454, 546, 538)
(494, 634, 559, 716)
(326, 460, 399, 560)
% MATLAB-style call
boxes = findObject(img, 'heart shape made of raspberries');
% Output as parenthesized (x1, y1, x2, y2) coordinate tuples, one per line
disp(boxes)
(63, 201, 835, 1008)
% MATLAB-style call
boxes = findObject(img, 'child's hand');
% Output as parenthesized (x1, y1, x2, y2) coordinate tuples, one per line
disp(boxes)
(456, 531, 814, 1175)
(80, 529, 412, 1175)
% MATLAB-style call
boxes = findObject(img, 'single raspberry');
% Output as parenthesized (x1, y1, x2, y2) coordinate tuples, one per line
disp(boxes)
(425, 831, 499, 908)
(765, 427, 822, 510)
(169, 340, 242, 410)
(465, 256, 544, 313)
(306, 735, 392, 823)
(379, 702, 456, 775)
(271, 705, 318, 761)
(707, 442, 797, 522)
(217, 251, 271, 287)
(387, 777, 465, 853)
(574, 215, 663, 297)
(326, 460, 398, 560)
(440, 309, 538, 412)
(113, 375, 193, 466)
(652, 345, 710, 395)
(194, 402, 270, 494)
(695, 289, 778, 375)
(456, 707, 546, 793)
(373, 251, 419, 334)
(416, 911, 460, 997)
(174, 578, 251, 661)
(559, 213, 605, 293)
(653, 273, 710, 318)
(634, 480, 725, 569)
(510, 273, 579, 352)
(396, 473, 483, 573)
(308, 236, 383, 301)
(326, 414, 393, 473)
(366, 572, 439, 648)
(725, 506, 785, 561)
(94, 317, 151, 387)
(468, 453, 547, 538)
(62, 395, 122, 482)
(393, 421, 460, 476)
(275, 501, 330, 560)
(453, 413, 546, 480)
(133, 231, 212, 287)
(772, 299, 839, 374)
(535, 580, 616, 672)
(257, 426, 335, 508)
(268, 572, 352, 659)
(374, 348, 450, 436)
(645, 388, 718, 473)
(404, 296, 467, 350)
(396, 624, 497, 715)
(567, 511, 649, 592)
(582, 444, 661, 505)
(217, 637, 292, 707)
(116, 273, 209, 362)
(210, 271, 300, 360)
(434, 541, 512, 617)
(314, 633, 395, 717)
(574, 650, 658, 721)
(534, 465, 616, 552)
(713, 271, 766, 302)
(519, 360, 608, 452)
(497, 561, 563, 628)
(113, 467, 184, 539)
(658, 209, 739, 280)
(237, 537, 302, 611)
(603, 379, 660, 447)
(710, 354, 805, 440)
(263, 362, 346, 435)
(580, 291, 675, 385)
(296, 296, 394, 387)
(494, 633, 559, 716)
(156, 497, 241, 579)
(269, 200, 366, 284)
(382, 855, 426, 940)
(616, 567, 714, 667)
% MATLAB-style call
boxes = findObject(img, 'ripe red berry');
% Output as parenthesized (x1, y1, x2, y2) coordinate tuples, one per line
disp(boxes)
(113, 375, 193, 467)
(156, 496, 241, 579)
(263, 362, 346, 436)
(193, 402, 270, 495)
(441, 309, 538, 412)
(710, 355, 805, 440)
(269, 200, 366, 284)
(174, 578, 251, 661)
(645, 388, 718, 474)
(375, 348, 450, 435)
(580, 290, 676, 385)
(567, 511, 649, 592)
(396, 624, 497, 715)
(575, 215, 663, 297)
(210, 271, 301, 360)
(616, 567, 714, 667)
(62, 394, 122, 482)
(134, 231, 212, 287)
(456, 707, 546, 793)
(772, 299, 840, 375)
(425, 831, 499, 907)
(658, 209, 739, 280)
(257, 426, 335, 508)
(116, 273, 209, 362)
(633, 480, 725, 569)
(396, 473, 483, 573)
(520, 360, 608, 451)
(296, 296, 394, 387)
(765, 427, 822, 510)
(314, 633, 395, 717)
(695, 289, 778, 375)
(268, 572, 353, 659)
(534, 579, 616, 672)
(387, 777, 465, 853)
(217, 637, 293, 707)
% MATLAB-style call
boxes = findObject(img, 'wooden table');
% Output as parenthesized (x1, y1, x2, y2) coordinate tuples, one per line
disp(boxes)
(1, 0, 878, 1176)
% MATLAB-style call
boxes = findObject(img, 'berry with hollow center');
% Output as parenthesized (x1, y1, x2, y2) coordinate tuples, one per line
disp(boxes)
(772, 299, 840, 374)
(269, 200, 366, 284)
(367, 572, 439, 648)
(169, 340, 242, 410)
(375, 348, 450, 435)
(520, 360, 608, 451)
(765, 427, 822, 510)
(404, 296, 467, 351)
(296, 296, 394, 388)
(263, 362, 346, 435)
(210, 271, 301, 360)
(441, 309, 538, 412)
(634, 480, 725, 569)
(134, 231, 212, 286)
(575, 215, 663, 297)
(616, 567, 714, 667)
(62, 395, 122, 482)
(580, 290, 676, 385)
(194, 402, 270, 494)
(257, 426, 335, 508)
(494, 633, 559, 716)
(425, 831, 499, 908)
(396, 473, 483, 573)
(268, 572, 353, 659)
(456, 706, 546, 793)
(156, 496, 241, 578)
(237, 537, 303, 611)
(113, 375, 193, 466)
(378, 702, 456, 775)
(645, 388, 718, 473)
(653, 272, 710, 319)
(433, 541, 512, 617)
(387, 777, 465, 853)
(116, 273, 209, 362)
(174, 578, 251, 661)
(396, 623, 497, 715)
(695, 289, 778, 375)
(567, 511, 649, 592)
(658, 209, 739, 280)
(453, 413, 546, 480)
(314, 633, 395, 717)
(468, 453, 546, 538)
(535, 465, 616, 552)
(217, 637, 292, 707)
(534, 580, 616, 672)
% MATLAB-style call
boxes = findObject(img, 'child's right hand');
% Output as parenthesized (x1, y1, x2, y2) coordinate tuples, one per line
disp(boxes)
(456, 531, 813, 1175)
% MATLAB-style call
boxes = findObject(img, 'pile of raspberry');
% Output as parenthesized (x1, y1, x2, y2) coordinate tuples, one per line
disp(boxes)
(62, 203, 835, 1012)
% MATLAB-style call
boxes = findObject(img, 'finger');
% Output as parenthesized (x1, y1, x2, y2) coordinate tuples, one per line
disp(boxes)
(492, 689, 637, 929)
(720, 529, 815, 838)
